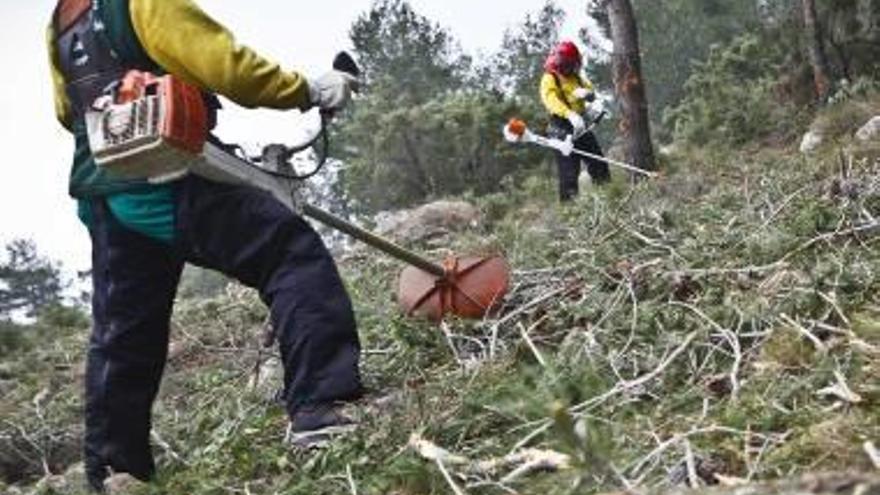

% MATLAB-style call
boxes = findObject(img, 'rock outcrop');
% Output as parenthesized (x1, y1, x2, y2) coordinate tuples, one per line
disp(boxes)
(375, 200, 481, 242)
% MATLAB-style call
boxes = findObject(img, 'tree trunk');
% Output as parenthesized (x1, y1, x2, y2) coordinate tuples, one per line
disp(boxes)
(603, 0, 656, 173)
(802, 0, 834, 102)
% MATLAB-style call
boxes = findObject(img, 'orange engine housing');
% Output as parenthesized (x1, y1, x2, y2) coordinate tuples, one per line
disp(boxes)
(117, 71, 207, 154)
(86, 70, 208, 180)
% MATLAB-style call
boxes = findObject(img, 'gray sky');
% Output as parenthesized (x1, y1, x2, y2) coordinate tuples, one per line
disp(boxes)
(0, 0, 589, 277)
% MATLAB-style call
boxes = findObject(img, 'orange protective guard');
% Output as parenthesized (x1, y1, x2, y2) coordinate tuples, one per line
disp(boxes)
(507, 118, 527, 138)
(397, 256, 511, 321)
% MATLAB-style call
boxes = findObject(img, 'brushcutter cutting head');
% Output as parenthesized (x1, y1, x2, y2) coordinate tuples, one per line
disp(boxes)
(508, 118, 527, 137)
(398, 255, 510, 321)
(503, 118, 576, 156)
(504, 118, 528, 143)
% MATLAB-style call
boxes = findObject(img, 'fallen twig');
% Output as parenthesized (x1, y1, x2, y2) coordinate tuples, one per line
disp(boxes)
(436, 457, 468, 495)
(571, 331, 699, 413)
(627, 426, 787, 484)
(776, 220, 880, 265)
(151, 430, 190, 466)
(346, 464, 358, 495)
(517, 320, 548, 368)
(864, 441, 880, 469)
(409, 433, 571, 486)
(499, 450, 571, 484)
(409, 433, 468, 465)
(684, 440, 699, 489)
(816, 370, 863, 404)
(489, 283, 581, 358)
(671, 302, 742, 397)
(440, 321, 465, 367)
(780, 314, 828, 354)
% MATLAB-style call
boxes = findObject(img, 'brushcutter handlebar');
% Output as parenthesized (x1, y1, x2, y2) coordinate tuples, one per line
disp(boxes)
(249, 52, 361, 180)
(590, 110, 607, 127)
(570, 110, 607, 140)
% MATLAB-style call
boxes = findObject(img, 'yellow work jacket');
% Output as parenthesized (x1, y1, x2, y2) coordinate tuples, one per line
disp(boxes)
(48, 0, 312, 130)
(46, 0, 314, 240)
(540, 72, 595, 119)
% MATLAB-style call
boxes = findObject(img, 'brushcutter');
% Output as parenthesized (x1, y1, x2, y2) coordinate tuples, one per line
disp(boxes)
(502, 118, 659, 179)
(196, 140, 510, 322)
(86, 52, 510, 322)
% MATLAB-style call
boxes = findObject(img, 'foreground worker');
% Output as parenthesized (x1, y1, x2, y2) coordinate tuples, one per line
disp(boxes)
(540, 41, 609, 201)
(47, 0, 362, 490)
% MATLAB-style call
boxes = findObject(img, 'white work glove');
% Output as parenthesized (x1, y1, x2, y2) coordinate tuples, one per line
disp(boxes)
(308, 70, 359, 112)
(567, 111, 586, 137)
(572, 87, 595, 102)
(558, 135, 575, 157)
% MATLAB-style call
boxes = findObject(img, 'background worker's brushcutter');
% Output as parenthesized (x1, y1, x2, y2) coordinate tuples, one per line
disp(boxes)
(87, 52, 509, 322)
(503, 118, 659, 179)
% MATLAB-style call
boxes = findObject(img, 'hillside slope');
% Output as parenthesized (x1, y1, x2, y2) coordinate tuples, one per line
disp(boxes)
(2, 105, 880, 495)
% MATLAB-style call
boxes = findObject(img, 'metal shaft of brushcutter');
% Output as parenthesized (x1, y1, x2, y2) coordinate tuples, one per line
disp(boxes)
(568, 111, 658, 178)
(507, 120, 658, 179)
(570, 147, 658, 178)
(195, 144, 447, 278)
(300, 204, 446, 277)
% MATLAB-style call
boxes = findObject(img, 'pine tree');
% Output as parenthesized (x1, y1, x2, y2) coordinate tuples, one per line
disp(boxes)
(600, 0, 656, 172)
(0, 239, 63, 318)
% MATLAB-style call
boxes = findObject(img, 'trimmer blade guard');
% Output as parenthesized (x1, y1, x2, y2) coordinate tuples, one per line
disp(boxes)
(398, 256, 510, 321)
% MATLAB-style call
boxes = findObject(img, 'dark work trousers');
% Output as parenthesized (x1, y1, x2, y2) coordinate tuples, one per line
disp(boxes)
(84, 175, 362, 488)
(549, 116, 610, 201)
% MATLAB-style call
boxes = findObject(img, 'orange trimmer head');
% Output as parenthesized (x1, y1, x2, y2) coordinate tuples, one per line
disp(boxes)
(397, 255, 510, 321)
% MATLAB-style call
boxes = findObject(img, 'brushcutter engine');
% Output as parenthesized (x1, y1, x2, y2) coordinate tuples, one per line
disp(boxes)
(85, 52, 363, 185)
(85, 71, 209, 182)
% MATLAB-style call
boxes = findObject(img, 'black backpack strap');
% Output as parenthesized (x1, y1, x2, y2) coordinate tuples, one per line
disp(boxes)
(55, 1, 127, 118)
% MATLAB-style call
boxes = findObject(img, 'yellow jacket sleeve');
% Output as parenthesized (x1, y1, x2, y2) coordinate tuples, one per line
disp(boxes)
(540, 72, 594, 119)
(47, 25, 73, 130)
(540, 73, 572, 119)
(130, 0, 311, 110)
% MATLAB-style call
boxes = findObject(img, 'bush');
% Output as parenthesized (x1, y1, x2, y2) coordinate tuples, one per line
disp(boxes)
(664, 34, 808, 146)
(0, 320, 28, 358)
(340, 90, 545, 211)
(814, 82, 880, 140)
(0, 305, 89, 359)
(178, 265, 230, 300)
(36, 303, 89, 329)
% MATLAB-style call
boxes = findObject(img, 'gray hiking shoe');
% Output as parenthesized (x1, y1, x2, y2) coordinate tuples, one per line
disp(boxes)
(286, 403, 357, 448)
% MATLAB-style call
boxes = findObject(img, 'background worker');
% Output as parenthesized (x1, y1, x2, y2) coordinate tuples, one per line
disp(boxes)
(540, 40, 610, 202)
(47, 0, 362, 491)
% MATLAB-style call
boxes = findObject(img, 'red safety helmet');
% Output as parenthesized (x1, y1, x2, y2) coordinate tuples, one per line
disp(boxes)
(545, 41, 583, 76)
(556, 41, 582, 64)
